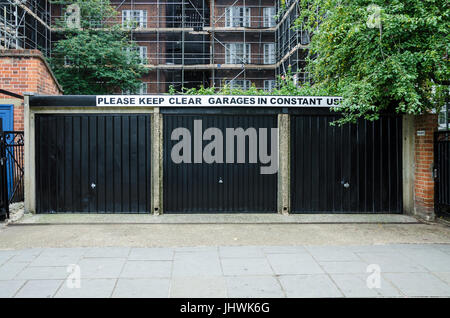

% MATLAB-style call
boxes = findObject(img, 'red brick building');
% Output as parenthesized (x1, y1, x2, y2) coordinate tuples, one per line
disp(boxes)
(0, 49, 63, 131)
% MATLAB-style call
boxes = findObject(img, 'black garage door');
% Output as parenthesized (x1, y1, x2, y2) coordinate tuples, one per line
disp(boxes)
(35, 114, 152, 213)
(291, 115, 402, 213)
(163, 114, 278, 213)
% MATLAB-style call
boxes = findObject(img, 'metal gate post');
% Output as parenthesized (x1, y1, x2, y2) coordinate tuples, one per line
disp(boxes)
(0, 119, 9, 220)
(152, 108, 164, 215)
(278, 113, 290, 215)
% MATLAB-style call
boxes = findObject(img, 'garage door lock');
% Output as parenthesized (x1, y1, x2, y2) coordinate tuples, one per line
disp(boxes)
(341, 180, 350, 189)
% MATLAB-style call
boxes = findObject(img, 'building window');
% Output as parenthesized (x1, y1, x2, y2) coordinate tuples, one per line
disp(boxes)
(122, 10, 147, 28)
(123, 82, 148, 95)
(132, 46, 148, 64)
(225, 43, 251, 64)
(439, 105, 450, 130)
(64, 56, 73, 66)
(225, 79, 251, 90)
(263, 7, 276, 27)
(263, 43, 275, 64)
(125, 46, 147, 64)
(264, 80, 276, 92)
(225, 7, 251, 27)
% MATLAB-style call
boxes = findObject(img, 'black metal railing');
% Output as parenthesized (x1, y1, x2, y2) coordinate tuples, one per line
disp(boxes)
(0, 129, 9, 220)
(2, 131, 25, 204)
(434, 131, 450, 217)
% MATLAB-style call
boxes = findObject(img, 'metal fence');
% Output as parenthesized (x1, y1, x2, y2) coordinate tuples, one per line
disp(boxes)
(434, 131, 450, 217)
(3, 131, 25, 204)
(0, 131, 8, 221)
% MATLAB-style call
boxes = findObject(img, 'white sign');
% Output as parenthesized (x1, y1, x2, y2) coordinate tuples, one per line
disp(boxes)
(96, 95, 342, 107)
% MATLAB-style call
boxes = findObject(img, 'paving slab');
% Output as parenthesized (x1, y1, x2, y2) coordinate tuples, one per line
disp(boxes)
(432, 272, 450, 284)
(129, 248, 174, 261)
(0, 262, 28, 280)
(0, 243, 448, 297)
(330, 274, 401, 297)
(84, 247, 131, 258)
(266, 254, 324, 275)
(172, 252, 222, 277)
(55, 278, 117, 298)
(261, 246, 308, 254)
(170, 277, 227, 298)
(320, 261, 370, 274)
(0, 254, 13, 266)
(112, 278, 170, 298)
(219, 246, 265, 258)
(356, 252, 428, 273)
(14, 280, 63, 298)
(433, 244, 450, 255)
(29, 255, 81, 267)
(0, 280, 25, 297)
(278, 274, 342, 298)
(76, 258, 126, 279)
(120, 261, 172, 278)
(8, 253, 39, 263)
(226, 276, 285, 298)
(306, 246, 361, 262)
(5, 248, 42, 263)
(40, 248, 89, 257)
(384, 272, 450, 297)
(397, 248, 450, 272)
(16, 266, 69, 280)
(221, 258, 273, 276)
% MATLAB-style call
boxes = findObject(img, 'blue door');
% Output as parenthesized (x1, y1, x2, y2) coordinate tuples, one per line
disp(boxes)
(0, 105, 13, 131)
(0, 105, 14, 200)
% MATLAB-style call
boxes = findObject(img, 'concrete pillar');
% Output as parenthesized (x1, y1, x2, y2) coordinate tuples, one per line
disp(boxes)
(278, 113, 290, 215)
(23, 94, 36, 213)
(402, 115, 415, 215)
(152, 109, 164, 215)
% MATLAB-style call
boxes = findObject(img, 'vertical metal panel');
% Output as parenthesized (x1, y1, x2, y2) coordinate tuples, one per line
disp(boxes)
(291, 115, 403, 214)
(434, 132, 450, 217)
(35, 114, 151, 214)
(163, 114, 278, 213)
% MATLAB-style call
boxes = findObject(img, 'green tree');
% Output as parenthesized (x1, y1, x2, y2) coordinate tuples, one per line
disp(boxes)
(50, 0, 148, 95)
(296, 0, 449, 123)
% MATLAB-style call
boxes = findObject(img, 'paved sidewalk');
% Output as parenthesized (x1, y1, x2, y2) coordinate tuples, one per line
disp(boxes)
(0, 244, 449, 298)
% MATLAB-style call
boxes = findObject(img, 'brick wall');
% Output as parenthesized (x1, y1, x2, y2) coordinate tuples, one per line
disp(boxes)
(414, 113, 438, 220)
(0, 49, 63, 130)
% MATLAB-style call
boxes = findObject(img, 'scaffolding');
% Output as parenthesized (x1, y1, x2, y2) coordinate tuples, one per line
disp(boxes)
(0, 0, 52, 57)
(2, 0, 309, 93)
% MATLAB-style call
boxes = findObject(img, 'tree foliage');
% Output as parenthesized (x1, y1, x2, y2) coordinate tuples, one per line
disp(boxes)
(49, 0, 148, 95)
(296, 0, 449, 123)
(169, 67, 329, 96)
